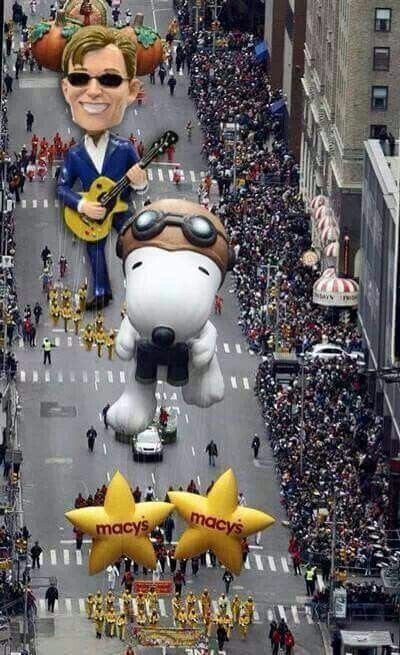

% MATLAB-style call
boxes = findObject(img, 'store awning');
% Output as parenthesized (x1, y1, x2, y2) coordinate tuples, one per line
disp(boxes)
(324, 241, 339, 258)
(255, 42, 268, 62)
(318, 213, 338, 232)
(310, 195, 327, 211)
(320, 223, 340, 244)
(313, 269, 359, 307)
(270, 99, 286, 114)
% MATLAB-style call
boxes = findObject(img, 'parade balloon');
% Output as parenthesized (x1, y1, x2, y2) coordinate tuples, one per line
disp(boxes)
(119, 14, 165, 76)
(65, 471, 173, 574)
(107, 198, 235, 435)
(169, 469, 275, 575)
(30, 20, 80, 72)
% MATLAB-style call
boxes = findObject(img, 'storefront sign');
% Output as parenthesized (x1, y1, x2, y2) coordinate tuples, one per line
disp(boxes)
(313, 289, 359, 308)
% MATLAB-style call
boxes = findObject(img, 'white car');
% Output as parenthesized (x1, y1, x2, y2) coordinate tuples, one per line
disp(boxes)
(133, 426, 163, 462)
(306, 343, 365, 366)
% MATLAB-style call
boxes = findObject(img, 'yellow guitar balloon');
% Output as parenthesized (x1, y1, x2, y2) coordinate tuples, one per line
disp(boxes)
(169, 469, 275, 575)
(65, 471, 173, 575)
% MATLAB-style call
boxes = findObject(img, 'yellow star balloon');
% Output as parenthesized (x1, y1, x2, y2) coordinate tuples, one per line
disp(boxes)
(169, 468, 275, 575)
(65, 471, 173, 575)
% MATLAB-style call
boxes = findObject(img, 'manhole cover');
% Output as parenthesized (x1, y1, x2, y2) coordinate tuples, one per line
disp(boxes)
(40, 402, 76, 418)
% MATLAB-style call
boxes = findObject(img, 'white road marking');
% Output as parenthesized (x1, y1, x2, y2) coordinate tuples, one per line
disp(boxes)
(305, 606, 313, 624)
(67, 337, 72, 347)
(103, 443, 107, 455)
(137, 128, 141, 136)
(67, 127, 71, 134)
(55, 337, 60, 346)
(168, 169, 173, 181)
(243, 377, 250, 390)
(253, 607, 260, 621)
(281, 557, 290, 573)
(20, 370, 26, 382)
(190, 170, 196, 182)
(230, 376, 237, 389)
(235, 344, 242, 354)
(43, 199, 48, 208)
(185, 413, 189, 423)
(21, 199, 26, 208)
(291, 605, 300, 624)
(170, 392, 177, 400)
(106, 472, 110, 482)
(50, 549, 57, 565)
(57, 371, 63, 383)
(82, 370, 88, 383)
(45, 371, 50, 383)
(244, 556, 250, 570)
(268, 556, 277, 572)
(39, 599, 46, 613)
(70, 371, 75, 383)
(65, 598, 72, 614)
(155, 392, 161, 400)
(223, 343, 230, 353)
(120, 371, 126, 383)
(191, 446, 195, 456)
(147, 169, 153, 181)
(278, 605, 286, 621)
(197, 475, 201, 488)
(107, 370, 113, 383)
(158, 168, 164, 182)
(158, 599, 166, 616)
(33, 370, 38, 383)
(76, 550, 82, 566)
(78, 598, 85, 613)
(206, 553, 212, 568)
(267, 609, 274, 621)
(254, 554, 264, 571)
(63, 549, 70, 565)
(134, 109, 138, 116)
(32, 199, 37, 208)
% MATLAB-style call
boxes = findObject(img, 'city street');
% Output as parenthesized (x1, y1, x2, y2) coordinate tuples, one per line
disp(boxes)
(5, 0, 325, 652)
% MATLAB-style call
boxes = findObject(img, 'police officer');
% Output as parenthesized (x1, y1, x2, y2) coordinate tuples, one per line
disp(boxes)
(251, 433, 260, 458)
(86, 426, 97, 453)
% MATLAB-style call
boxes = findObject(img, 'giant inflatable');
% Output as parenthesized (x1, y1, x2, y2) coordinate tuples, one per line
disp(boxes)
(107, 198, 235, 434)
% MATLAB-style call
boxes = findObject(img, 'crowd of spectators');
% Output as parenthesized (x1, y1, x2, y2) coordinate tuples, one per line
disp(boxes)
(174, 2, 392, 579)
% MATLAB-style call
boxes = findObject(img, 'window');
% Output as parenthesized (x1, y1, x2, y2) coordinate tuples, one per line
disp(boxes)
(375, 8, 391, 31)
(373, 47, 390, 70)
(371, 86, 388, 110)
(370, 124, 387, 138)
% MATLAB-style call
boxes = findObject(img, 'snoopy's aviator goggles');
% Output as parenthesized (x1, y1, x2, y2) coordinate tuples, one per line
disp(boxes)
(128, 210, 228, 247)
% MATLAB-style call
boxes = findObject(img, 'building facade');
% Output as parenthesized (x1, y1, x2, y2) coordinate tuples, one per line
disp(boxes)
(359, 138, 400, 528)
(264, 0, 307, 159)
(301, 1, 400, 274)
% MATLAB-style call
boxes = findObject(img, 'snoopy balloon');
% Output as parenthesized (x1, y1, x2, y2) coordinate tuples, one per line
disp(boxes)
(107, 199, 234, 435)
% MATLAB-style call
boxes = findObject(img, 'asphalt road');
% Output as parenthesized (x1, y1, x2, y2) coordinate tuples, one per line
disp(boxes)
(5, 0, 325, 652)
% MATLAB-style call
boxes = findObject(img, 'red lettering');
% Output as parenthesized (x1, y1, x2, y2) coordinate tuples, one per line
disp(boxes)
(123, 522, 133, 533)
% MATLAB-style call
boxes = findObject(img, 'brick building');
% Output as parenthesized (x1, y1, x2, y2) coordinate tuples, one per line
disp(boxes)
(300, 1, 400, 274)
(264, 0, 307, 159)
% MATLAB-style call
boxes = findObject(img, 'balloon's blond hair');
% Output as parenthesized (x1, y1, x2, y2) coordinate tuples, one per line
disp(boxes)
(61, 25, 137, 79)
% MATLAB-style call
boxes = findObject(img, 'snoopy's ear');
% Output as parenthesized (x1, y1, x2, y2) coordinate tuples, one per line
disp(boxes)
(227, 246, 236, 271)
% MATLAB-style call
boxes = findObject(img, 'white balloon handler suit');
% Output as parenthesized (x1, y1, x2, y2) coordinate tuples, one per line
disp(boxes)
(107, 199, 235, 435)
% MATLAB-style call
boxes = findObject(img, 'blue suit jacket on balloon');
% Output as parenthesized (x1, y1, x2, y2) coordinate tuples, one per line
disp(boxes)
(56, 133, 140, 298)
(57, 133, 139, 221)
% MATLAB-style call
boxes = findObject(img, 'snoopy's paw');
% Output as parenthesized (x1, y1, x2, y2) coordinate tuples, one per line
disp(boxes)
(107, 394, 156, 435)
(183, 375, 225, 408)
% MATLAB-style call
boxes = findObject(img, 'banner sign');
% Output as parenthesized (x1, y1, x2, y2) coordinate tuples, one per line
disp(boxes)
(133, 580, 173, 595)
(333, 588, 347, 619)
(127, 625, 207, 648)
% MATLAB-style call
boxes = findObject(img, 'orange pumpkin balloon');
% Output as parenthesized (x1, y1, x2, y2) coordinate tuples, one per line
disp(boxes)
(30, 21, 79, 72)
(120, 17, 164, 76)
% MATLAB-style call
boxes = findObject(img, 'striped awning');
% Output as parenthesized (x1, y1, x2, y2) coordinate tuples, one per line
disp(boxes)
(310, 195, 327, 210)
(325, 241, 339, 257)
(318, 213, 339, 232)
(313, 268, 359, 307)
(320, 224, 340, 244)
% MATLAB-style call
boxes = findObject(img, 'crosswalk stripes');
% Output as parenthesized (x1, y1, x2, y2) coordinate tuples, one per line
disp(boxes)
(235, 344, 242, 354)
(36, 547, 290, 574)
(158, 168, 164, 182)
(223, 343, 230, 353)
(18, 369, 251, 390)
(281, 557, 290, 573)
(147, 169, 153, 181)
(34, 596, 313, 625)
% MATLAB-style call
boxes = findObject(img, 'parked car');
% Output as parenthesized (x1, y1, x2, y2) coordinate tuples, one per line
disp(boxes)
(132, 426, 163, 462)
(306, 343, 366, 367)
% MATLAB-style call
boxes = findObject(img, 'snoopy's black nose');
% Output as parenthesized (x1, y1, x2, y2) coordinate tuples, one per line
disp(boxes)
(152, 326, 175, 347)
